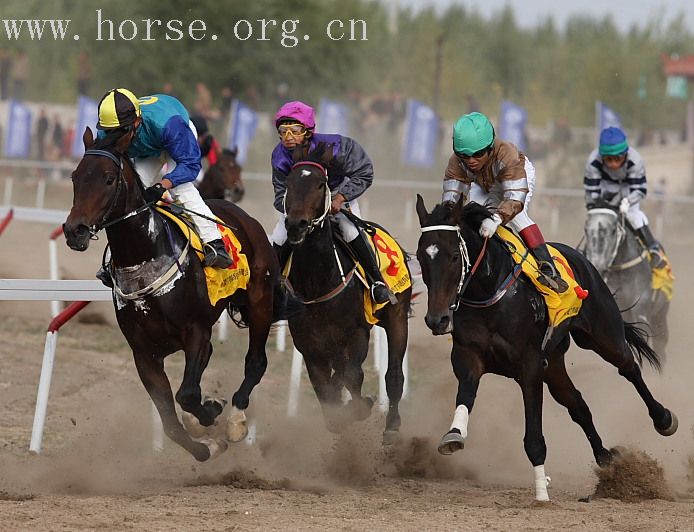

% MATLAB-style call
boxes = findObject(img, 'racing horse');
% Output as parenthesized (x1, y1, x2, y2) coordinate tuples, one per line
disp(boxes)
(415, 196, 677, 501)
(63, 127, 278, 461)
(583, 200, 669, 354)
(197, 147, 245, 203)
(283, 142, 412, 443)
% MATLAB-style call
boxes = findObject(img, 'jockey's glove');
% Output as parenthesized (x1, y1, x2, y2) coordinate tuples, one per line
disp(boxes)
(144, 183, 166, 203)
(479, 213, 502, 238)
(619, 197, 630, 214)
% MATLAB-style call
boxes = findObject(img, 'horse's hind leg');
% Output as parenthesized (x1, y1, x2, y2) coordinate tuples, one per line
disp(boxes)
(571, 322, 677, 436)
(133, 351, 217, 461)
(227, 299, 272, 442)
(379, 300, 410, 443)
(342, 328, 375, 422)
(544, 339, 613, 466)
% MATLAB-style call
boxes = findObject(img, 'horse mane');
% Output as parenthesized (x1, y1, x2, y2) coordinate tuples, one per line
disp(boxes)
(428, 201, 492, 233)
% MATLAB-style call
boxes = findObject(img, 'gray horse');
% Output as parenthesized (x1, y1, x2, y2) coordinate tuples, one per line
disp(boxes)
(583, 202, 670, 355)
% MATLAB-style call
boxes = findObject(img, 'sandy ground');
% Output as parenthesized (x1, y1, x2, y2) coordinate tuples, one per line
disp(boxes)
(1, 176, 693, 531)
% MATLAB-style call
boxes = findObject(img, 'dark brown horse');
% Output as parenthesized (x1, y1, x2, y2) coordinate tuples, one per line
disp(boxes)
(283, 143, 412, 443)
(63, 127, 279, 461)
(198, 147, 245, 203)
(415, 196, 677, 501)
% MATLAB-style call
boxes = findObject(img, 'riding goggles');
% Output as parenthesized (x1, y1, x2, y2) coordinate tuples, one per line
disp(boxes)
(278, 124, 308, 139)
(455, 145, 491, 160)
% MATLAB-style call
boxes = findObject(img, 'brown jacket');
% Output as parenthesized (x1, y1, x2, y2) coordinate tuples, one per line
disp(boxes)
(444, 139, 529, 223)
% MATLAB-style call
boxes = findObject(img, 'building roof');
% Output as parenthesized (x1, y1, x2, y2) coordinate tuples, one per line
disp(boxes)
(661, 54, 694, 78)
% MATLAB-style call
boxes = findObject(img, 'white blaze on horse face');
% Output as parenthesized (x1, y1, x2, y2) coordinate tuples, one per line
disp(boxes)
(425, 244, 439, 260)
(301, 169, 311, 177)
(450, 404, 469, 438)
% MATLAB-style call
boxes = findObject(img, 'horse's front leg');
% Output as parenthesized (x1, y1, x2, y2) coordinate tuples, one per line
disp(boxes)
(227, 285, 273, 442)
(176, 326, 224, 428)
(437, 339, 483, 455)
(133, 350, 224, 461)
(519, 356, 550, 502)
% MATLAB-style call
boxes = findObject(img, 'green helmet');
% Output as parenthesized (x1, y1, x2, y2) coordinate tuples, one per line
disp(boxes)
(453, 112, 495, 155)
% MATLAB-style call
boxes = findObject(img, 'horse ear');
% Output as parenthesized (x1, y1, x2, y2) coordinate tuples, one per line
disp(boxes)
(292, 142, 309, 163)
(451, 195, 465, 222)
(226, 145, 238, 157)
(415, 194, 429, 226)
(83, 127, 94, 149)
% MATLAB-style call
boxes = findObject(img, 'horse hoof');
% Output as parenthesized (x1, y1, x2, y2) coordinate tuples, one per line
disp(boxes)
(437, 430, 465, 455)
(226, 407, 248, 442)
(203, 396, 228, 417)
(655, 410, 678, 436)
(181, 411, 207, 438)
(382, 430, 400, 446)
(200, 438, 228, 460)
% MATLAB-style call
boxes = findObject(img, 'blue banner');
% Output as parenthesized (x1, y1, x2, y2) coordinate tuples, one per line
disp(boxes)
(71, 96, 99, 158)
(401, 99, 439, 168)
(226, 99, 258, 166)
(596, 101, 622, 132)
(317, 98, 350, 136)
(498, 100, 528, 152)
(4, 99, 32, 158)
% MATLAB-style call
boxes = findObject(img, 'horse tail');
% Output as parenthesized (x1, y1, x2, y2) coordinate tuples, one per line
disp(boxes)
(623, 321, 662, 373)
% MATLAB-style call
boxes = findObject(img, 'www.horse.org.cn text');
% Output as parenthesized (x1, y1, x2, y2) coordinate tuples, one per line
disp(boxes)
(0, 11, 368, 47)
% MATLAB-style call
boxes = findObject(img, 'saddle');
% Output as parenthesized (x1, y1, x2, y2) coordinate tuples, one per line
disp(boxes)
(495, 226, 588, 328)
(156, 204, 250, 305)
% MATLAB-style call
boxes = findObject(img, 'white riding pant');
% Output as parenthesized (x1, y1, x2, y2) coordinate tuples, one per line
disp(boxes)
(468, 158, 536, 232)
(134, 121, 221, 244)
(272, 200, 361, 245)
(591, 182, 649, 229)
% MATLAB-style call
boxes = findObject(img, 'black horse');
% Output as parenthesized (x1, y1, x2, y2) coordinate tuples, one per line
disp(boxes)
(198, 147, 245, 203)
(283, 143, 412, 442)
(63, 127, 279, 461)
(415, 195, 677, 501)
(583, 200, 669, 354)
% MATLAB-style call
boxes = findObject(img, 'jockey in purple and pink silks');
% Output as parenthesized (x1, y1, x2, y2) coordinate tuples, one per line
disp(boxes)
(269, 100, 393, 304)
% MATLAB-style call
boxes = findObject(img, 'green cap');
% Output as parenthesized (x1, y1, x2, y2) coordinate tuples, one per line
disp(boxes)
(453, 112, 495, 155)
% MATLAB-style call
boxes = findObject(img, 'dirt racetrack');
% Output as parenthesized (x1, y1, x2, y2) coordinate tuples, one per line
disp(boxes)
(1, 175, 694, 531)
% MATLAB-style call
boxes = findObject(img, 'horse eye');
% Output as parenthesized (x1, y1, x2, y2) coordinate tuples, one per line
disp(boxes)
(451, 253, 460, 263)
(105, 173, 116, 185)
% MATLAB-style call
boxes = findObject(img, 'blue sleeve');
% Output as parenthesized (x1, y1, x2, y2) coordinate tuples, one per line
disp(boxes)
(160, 116, 202, 186)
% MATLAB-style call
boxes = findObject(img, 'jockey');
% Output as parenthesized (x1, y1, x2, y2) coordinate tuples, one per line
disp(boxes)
(270, 100, 394, 305)
(584, 126, 665, 268)
(191, 115, 221, 168)
(96, 88, 232, 274)
(442, 112, 569, 293)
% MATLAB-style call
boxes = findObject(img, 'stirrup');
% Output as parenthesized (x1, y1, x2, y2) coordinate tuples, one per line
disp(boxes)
(203, 240, 233, 268)
(648, 249, 666, 269)
(371, 281, 397, 305)
(96, 266, 114, 289)
(536, 262, 569, 294)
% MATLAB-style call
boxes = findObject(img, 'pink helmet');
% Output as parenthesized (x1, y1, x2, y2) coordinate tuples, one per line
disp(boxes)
(274, 100, 316, 129)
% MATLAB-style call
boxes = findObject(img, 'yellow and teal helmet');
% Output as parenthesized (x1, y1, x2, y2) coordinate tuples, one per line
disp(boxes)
(453, 112, 495, 156)
(97, 88, 141, 130)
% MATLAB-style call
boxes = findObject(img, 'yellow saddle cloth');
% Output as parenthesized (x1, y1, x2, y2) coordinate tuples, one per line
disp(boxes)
(360, 227, 412, 325)
(156, 207, 250, 306)
(651, 252, 674, 302)
(496, 226, 587, 327)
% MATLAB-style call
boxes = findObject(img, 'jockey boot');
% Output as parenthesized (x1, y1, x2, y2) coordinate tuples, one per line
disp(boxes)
(203, 239, 233, 268)
(96, 265, 114, 288)
(273, 242, 292, 271)
(635, 225, 666, 269)
(349, 234, 397, 305)
(531, 244, 569, 294)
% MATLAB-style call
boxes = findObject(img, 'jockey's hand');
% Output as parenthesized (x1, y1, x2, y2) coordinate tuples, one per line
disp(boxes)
(144, 183, 166, 203)
(619, 197, 630, 214)
(479, 213, 502, 238)
(331, 193, 346, 214)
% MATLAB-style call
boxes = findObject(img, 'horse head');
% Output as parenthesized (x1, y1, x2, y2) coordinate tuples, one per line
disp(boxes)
(284, 142, 334, 246)
(63, 127, 140, 251)
(584, 201, 624, 274)
(415, 194, 471, 335)
(200, 146, 245, 203)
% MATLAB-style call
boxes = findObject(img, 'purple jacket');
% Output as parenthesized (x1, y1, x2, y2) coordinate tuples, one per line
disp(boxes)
(271, 133, 374, 213)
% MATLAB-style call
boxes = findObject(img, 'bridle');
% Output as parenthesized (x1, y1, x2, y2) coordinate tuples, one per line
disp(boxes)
(586, 208, 647, 272)
(420, 224, 489, 310)
(283, 160, 331, 234)
(81, 149, 152, 237)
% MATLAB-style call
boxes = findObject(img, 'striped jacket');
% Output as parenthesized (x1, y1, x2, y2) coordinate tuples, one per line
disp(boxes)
(583, 147, 647, 205)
